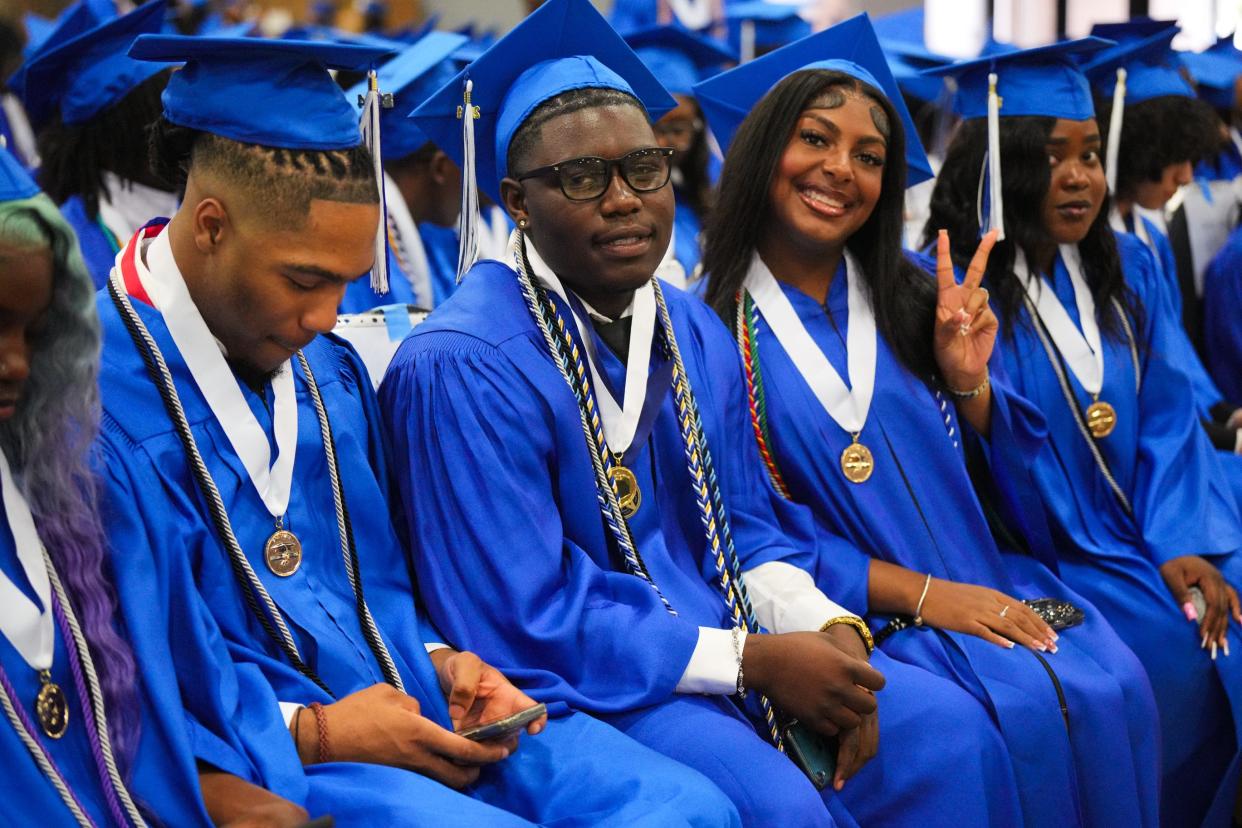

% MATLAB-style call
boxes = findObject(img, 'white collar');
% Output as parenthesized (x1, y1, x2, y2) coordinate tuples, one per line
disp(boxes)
(98, 172, 179, 242)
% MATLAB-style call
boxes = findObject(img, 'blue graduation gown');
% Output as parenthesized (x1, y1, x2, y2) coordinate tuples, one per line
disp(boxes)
(95, 280, 738, 828)
(0, 509, 210, 826)
(747, 265, 1160, 828)
(989, 233, 1242, 828)
(339, 248, 418, 313)
(381, 261, 1032, 828)
(1203, 223, 1242, 406)
(59, 196, 119, 290)
(672, 189, 703, 279)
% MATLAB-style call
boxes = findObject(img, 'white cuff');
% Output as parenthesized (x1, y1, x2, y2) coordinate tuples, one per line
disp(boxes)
(743, 560, 857, 633)
(1234, 427, 1242, 455)
(279, 702, 303, 729)
(425, 642, 451, 654)
(675, 626, 746, 695)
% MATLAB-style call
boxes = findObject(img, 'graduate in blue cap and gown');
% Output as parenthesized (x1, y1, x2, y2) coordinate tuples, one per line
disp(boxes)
(386, 3, 1037, 826)
(696, 20, 1161, 828)
(623, 24, 734, 286)
(93, 32, 738, 828)
(1083, 27, 1242, 505)
(0, 146, 316, 827)
(11, 0, 179, 290)
(340, 31, 470, 311)
(927, 40, 1242, 828)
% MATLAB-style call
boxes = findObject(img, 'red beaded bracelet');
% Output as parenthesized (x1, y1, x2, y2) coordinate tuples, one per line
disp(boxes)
(308, 702, 331, 764)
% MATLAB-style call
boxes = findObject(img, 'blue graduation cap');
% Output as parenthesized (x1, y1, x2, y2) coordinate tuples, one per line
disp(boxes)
(21, 12, 59, 58)
(725, 1, 811, 63)
(1089, 17, 1177, 45)
(880, 38, 950, 103)
(14, 0, 172, 130)
(872, 7, 923, 46)
(347, 31, 468, 161)
(693, 13, 935, 186)
(622, 24, 737, 97)
(1181, 38, 1242, 109)
(924, 37, 1114, 238)
(129, 34, 394, 150)
(410, 0, 676, 281)
(0, 147, 40, 202)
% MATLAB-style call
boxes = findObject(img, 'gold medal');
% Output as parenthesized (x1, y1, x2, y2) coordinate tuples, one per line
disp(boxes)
(35, 670, 68, 739)
(1085, 398, 1117, 439)
(264, 528, 302, 577)
(840, 438, 874, 484)
(608, 464, 642, 518)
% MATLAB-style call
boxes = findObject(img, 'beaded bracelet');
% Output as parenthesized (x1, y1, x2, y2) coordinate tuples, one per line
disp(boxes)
(731, 627, 747, 699)
(946, 372, 990, 400)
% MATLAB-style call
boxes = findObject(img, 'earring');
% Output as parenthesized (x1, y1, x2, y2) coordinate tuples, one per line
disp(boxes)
(517, 218, 528, 229)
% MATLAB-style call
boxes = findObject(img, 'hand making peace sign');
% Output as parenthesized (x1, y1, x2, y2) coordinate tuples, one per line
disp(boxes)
(933, 228, 999, 392)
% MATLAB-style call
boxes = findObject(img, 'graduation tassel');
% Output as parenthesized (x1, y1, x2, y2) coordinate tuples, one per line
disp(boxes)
(359, 70, 392, 294)
(740, 19, 756, 63)
(456, 79, 481, 284)
(985, 72, 1005, 241)
(1105, 67, 1127, 195)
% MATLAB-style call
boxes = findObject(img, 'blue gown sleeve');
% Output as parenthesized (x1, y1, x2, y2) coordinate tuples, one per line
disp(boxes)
(1203, 229, 1242, 405)
(379, 333, 700, 713)
(1126, 243, 1242, 564)
(97, 421, 310, 803)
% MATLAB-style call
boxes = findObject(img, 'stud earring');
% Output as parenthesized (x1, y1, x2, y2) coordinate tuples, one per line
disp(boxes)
(517, 218, 529, 229)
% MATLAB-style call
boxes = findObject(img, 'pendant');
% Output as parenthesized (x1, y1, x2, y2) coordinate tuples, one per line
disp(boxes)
(1085, 398, 1117, 439)
(265, 528, 303, 577)
(35, 670, 68, 739)
(840, 438, 874, 484)
(608, 464, 642, 518)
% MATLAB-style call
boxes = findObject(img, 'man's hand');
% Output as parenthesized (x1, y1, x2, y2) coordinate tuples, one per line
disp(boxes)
(199, 767, 309, 827)
(1160, 555, 1241, 655)
(821, 624, 879, 790)
(294, 684, 512, 789)
(430, 649, 548, 752)
(742, 631, 885, 739)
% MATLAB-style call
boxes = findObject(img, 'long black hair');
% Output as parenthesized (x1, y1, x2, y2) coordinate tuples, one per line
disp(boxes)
(703, 68, 939, 380)
(675, 97, 715, 222)
(925, 116, 1141, 342)
(36, 69, 174, 216)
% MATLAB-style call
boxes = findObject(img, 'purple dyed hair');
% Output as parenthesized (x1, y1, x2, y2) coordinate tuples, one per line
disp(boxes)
(0, 193, 140, 769)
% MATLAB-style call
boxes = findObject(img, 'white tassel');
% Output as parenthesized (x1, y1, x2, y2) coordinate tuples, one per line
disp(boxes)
(740, 19, 755, 63)
(986, 72, 1005, 241)
(456, 78, 480, 284)
(1106, 67, 1127, 196)
(360, 70, 390, 294)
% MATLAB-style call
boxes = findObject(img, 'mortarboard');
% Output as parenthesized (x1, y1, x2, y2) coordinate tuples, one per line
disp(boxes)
(347, 31, 469, 161)
(924, 37, 1114, 238)
(725, 1, 811, 63)
(622, 24, 736, 97)
(14, 0, 173, 130)
(410, 0, 676, 280)
(0, 146, 40, 202)
(1181, 37, 1242, 110)
(694, 13, 935, 186)
(129, 34, 394, 150)
(881, 38, 950, 103)
(1089, 18, 1177, 45)
(1082, 27, 1194, 191)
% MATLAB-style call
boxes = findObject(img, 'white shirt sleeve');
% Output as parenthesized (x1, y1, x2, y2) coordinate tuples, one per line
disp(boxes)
(425, 642, 451, 654)
(279, 702, 302, 729)
(743, 560, 858, 633)
(675, 626, 746, 695)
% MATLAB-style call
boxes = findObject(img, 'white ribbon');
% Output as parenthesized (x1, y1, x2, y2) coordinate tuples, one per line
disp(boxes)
(132, 230, 298, 520)
(743, 251, 875, 436)
(512, 232, 657, 456)
(0, 450, 53, 673)
(1014, 245, 1104, 395)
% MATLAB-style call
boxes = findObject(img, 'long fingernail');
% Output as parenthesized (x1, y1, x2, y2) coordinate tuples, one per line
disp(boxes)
(1037, 642, 1048, 651)
(1211, 642, 1218, 661)
(1048, 630, 1059, 642)
(1224, 640, 1231, 658)
(1202, 633, 1210, 649)
(1048, 643, 1058, 654)
(1184, 602, 1199, 622)
(1005, 640, 1015, 649)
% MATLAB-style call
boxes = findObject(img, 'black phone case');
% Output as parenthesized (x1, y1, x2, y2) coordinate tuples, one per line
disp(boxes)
(781, 720, 836, 791)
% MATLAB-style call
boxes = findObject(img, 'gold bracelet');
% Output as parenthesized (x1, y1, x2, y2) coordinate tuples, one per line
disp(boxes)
(946, 372, 990, 399)
(820, 616, 875, 655)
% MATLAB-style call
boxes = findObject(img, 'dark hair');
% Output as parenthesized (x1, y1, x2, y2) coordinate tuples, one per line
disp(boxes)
(703, 69, 939, 380)
(925, 116, 1140, 341)
(36, 69, 173, 216)
(1096, 94, 1220, 202)
(675, 96, 714, 220)
(506, 86, 646, 177)
(148, 116, 379, 226)
(387, 139, 441, 172)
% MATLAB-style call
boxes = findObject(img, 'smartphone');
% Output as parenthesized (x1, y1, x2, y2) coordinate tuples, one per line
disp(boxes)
(458, 703, 547, 742)
(1189, 586, 1207, 621)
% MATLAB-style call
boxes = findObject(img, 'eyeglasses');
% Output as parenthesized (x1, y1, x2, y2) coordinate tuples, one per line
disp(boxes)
(515, 147, 675, 201)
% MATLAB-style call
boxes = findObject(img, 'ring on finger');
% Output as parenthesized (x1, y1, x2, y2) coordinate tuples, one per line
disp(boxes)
(999, 605, 1010, 618)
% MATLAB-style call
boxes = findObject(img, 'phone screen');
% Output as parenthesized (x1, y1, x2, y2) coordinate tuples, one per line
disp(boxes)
(457, 703, 547, 742)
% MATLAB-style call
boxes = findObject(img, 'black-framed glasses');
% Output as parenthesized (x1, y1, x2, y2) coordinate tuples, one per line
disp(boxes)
(515, 147, 675, 201)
